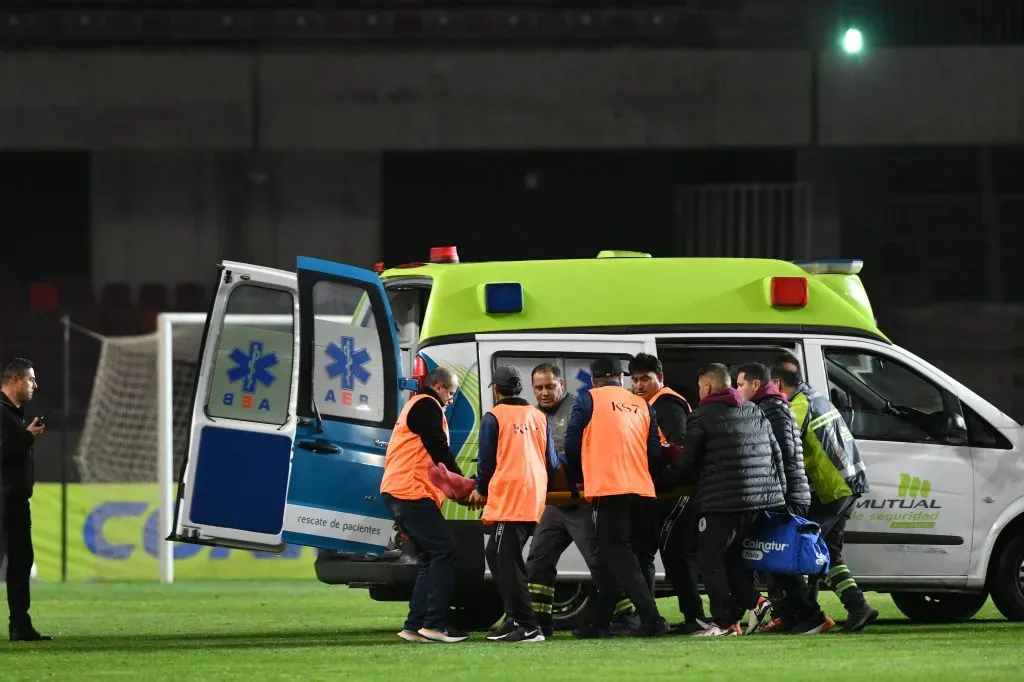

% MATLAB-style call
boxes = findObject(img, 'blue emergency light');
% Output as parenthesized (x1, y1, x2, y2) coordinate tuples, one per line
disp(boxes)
(793, 259, 864, 276)
(484, 282, 524, 314)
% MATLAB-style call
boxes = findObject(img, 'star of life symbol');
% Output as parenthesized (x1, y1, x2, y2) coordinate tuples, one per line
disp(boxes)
(325, 336, 372, 390)
(227, 341, 278, 394)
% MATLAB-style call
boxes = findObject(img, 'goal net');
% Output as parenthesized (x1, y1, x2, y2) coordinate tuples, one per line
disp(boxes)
(75, 318, 203, 485)
(73, 313, 210, 583)
(74, 313, 300, 583)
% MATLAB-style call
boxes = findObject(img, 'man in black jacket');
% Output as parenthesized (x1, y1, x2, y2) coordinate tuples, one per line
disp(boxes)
(0, 358, 49, 641)
(629, 353, 707, 634)
(663, 363, 786, 637)
(737, 362, 829, 634)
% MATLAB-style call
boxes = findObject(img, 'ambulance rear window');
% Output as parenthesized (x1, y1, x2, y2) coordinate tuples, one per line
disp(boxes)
(386, 285, 430, 348)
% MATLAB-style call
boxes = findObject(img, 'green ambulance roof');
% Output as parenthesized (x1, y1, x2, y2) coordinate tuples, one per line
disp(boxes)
(380, 256, 887, 343)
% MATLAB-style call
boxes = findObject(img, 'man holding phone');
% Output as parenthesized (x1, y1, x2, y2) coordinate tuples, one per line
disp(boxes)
(0, 358, 50, 641)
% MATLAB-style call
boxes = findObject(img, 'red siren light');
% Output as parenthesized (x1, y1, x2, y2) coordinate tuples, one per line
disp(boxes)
(429, 246, 460, 263)
(771, 276, 809, 308)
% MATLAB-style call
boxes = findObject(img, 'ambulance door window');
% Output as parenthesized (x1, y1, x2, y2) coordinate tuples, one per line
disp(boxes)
(823, 348, 951, 444)
(205, 284, 295, 426)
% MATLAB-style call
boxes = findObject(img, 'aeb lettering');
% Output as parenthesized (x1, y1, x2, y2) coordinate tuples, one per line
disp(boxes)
(323, 390, 370, 407)
(82, 502, 302, 561)
(223, 392, 272, 411)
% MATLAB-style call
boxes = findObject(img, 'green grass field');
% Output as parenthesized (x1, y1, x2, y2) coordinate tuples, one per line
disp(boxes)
(3, 581, 1022, 681)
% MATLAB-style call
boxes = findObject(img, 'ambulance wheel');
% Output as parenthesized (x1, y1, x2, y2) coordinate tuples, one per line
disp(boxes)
(989, 532, 1024, 621)
(448, 588, 505, 631)
(552, 583, 596, 631)
(890, 591, 988, 623)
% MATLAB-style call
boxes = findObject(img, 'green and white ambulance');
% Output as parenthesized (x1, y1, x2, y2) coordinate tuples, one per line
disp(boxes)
(171, 248, 1024, 631)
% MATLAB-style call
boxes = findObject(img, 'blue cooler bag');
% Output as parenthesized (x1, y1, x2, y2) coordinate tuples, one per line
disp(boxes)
(742, 512, 830, 576)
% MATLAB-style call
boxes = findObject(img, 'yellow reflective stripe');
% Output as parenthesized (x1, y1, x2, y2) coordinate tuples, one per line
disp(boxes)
(826, 565, 847, 579)
(808, 408, 841, 432)
(613, 600, 634, 616)
(532, 603, 553, 614)
(528, 583, 555, 597)
(834, 578, 857, 594)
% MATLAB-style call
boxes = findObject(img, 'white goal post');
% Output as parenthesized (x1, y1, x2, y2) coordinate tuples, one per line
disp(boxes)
(75, 312, 296, 584)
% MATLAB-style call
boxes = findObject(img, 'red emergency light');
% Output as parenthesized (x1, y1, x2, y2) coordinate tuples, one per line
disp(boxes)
(373, 261, 385, 274)
(429, 246, 460, 263)
(771, 276, 809, 308)
(412, 354, 428, 390)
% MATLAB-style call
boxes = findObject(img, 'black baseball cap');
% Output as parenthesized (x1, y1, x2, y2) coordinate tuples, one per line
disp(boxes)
(490, 365, 523, 392)
(590, 355, 623, 379)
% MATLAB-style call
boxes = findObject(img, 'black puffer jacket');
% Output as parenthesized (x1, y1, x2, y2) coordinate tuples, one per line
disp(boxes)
(668, 388, 786, 514)
(752, 385, 812, 510)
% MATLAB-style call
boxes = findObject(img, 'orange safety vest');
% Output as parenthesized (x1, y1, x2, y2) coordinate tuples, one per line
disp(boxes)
(380, 394, 450, 508)
(648, 386, 692, 446)
(581, 385, 655, 500)
(481, 404, 550, 524)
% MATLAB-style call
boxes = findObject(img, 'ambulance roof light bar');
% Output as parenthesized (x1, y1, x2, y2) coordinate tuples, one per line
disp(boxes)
(794, 259, 863, 276)
(430, 246, 460, 264)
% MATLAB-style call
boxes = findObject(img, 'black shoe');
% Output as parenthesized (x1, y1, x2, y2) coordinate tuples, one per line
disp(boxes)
(671, 618, 710, 635)
(541, 626, 554, 639)
(486, 619, 521, 641)
(842, 604, 879, 633)
(572, 624, 614, 640)
(609, 612, 641, 634)
(787, 612, 834, 635)
(10, 627, 52, 642)
(497, 626, 546, 643)
(623, 618, 671, 638)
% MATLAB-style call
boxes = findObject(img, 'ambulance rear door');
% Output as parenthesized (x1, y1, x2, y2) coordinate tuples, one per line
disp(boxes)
(172, 261, 302, 552)
(281, 257, 410, 555)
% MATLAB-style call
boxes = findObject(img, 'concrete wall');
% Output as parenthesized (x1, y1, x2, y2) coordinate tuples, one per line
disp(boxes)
(90, 151, 381, 293)
(3, 47, 1024, 151)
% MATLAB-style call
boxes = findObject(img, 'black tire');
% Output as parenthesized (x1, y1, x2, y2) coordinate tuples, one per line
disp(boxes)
(551, 582, 597, 631)
(890, 591, 988, 623)
(989, 532, 1024, 621)
(448, 588, 505, 632)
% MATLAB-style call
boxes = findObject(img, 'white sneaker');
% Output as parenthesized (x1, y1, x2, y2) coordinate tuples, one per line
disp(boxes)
(397, 629, 430, 642)
(746, 596, 773, 634)
(692, 623, 742, 637)
(418, 627, 470, 643)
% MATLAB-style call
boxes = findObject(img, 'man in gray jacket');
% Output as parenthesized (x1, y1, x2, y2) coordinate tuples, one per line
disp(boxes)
(521, 363, 635, 636)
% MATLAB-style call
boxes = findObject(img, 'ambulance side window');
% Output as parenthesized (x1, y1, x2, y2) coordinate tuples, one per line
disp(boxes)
(962, 404, 1013, 450)
(823, 348, 949, 444)
(491, 354, 632, 409)
(206, 284, 295, 426)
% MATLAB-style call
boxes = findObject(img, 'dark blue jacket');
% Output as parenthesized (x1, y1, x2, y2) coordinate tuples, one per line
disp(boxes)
(563, 382, 661, 498)
(476, 397, 560, 496)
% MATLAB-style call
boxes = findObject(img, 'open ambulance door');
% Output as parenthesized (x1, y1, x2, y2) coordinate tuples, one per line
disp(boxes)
(280, 256, 408, 555)
(172, 261, 301, 552)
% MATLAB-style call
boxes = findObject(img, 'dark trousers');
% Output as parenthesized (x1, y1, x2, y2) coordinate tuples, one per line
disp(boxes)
(590, 494, 662, 627)
(486, 521, 537, 628)
(525, 504, 635, 626)
(695, 511, 761, 628)
(808, 495, 868, 612)
(632, 497, 659, 595)
(526, 504, 596, 627)
(3, 497, 33, 628)
(766, 503, 818, 623)
(382, 493, 457, 632)
(658, 496, 705, 622)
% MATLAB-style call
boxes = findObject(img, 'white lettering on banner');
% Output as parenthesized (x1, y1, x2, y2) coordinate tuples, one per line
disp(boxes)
(741, 538, 789, 561)
(282, 505, 392, 548)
